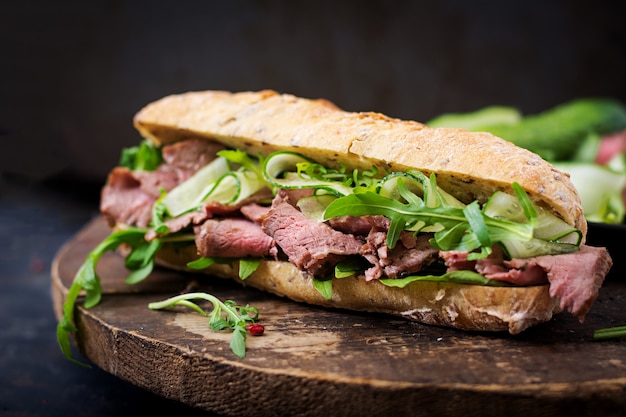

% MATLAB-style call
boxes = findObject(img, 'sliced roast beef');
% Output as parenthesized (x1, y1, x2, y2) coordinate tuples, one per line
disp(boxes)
(440, 247, 547, 285)
(136, 139, 227, 196)
(101, 167, 156, 228)
(195, 218, 277, 258)
(133, 164, 185, 197)
(102, 138, 227, 228)
(101, 165, 184, 227)
(441, 244, 612, 321)
(506, 245, 612, 321)
(328, 215, 390, 236)
(277, 188, 315, 206)
(145, 209, 211, 241)
(204, 188, 274, 218)
(440, 250, 477, 273)
(262, 200, 363, 277)
(361, 229, 439, 280)
(479, 246, 547, 286)
(240, 203, 272, 224)
(162, 138, 226, 174)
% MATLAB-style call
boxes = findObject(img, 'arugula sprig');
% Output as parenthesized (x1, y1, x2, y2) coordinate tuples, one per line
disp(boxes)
(296, 160, 380, 190)
(56, 228, 160, 366)
(324, 181, 534, 259)
(262, 151, 380, 196)
(119, 140, 163, 171)
(217, 149, 265, 181)
(148, 293, 260, 358)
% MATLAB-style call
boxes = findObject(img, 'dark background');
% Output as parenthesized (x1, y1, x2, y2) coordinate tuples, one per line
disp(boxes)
(2, 0, 626, 185)
(1, 1, 625, 416)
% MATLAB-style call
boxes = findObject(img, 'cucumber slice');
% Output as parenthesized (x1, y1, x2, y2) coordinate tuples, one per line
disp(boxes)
(483, 191, 528, 223)
(483, 190, 581, 244)
(377, 172, 425, 200)
(500, 238, 579, 259)
(378, 171, 465, 208)
(297, 194, 337, 222)
(202, 171, 266, 206)
(162, 157, 231, 217)
(262, 151, 353, 196)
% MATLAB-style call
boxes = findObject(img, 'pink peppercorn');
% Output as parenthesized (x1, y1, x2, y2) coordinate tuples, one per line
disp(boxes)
(247, 323, 265, 336)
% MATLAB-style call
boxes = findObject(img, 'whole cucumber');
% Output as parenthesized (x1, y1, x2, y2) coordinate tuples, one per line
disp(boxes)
(428, 99, 626, 161)
(487, 99, 626, 161)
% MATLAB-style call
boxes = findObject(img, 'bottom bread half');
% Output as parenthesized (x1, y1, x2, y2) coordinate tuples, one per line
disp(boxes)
(153, 243, 561, 335)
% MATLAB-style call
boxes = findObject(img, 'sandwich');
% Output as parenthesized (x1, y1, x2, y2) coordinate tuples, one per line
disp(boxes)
(57, 90, 613, 361)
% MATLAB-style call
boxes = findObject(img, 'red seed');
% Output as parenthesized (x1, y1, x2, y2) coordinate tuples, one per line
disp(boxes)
(247, 323, 265, 336)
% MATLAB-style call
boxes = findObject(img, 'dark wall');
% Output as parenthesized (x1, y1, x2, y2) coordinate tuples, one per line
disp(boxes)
(2, 0, 625, 182)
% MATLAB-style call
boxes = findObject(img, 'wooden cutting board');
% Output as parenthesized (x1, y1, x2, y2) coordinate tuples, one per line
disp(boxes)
(51, 218, 626, 417)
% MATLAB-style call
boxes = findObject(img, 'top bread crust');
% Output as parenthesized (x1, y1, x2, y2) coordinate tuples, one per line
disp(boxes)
(133, 90, 586, 237)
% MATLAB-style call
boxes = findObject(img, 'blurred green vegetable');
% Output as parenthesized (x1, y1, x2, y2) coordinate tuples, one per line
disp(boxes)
(554, 157, 626, 224)
(427, 99, 626, 162)
(427, 98, 626, 223)
(427, 106, 522, 132)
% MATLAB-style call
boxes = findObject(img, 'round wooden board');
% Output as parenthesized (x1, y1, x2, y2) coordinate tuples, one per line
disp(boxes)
(51, 218, 626, 417)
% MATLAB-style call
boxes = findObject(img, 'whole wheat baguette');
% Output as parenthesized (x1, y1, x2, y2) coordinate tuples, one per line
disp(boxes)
(150, 243, 561, 335)
(134, 90, 586, 237)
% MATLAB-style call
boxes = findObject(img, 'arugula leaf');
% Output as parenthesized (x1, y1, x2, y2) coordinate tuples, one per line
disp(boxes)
(187, 257, 216, 270)
(511, 182, 538, 227)
(324, 188, 534, 254)
(313, 278, 333, 300)
(334, 257, 367, 278)
(124, 239, 162, 284)
(239, 258, 261, 279)
(148, 293, 261, 358)
(186, 256, 261, 280)
(380, 270, 511, 288)
(463, 201, 491, 248)
(119, 140, 163, 171)
(56, 228, 156, 365)
(150, 190, 170, 236)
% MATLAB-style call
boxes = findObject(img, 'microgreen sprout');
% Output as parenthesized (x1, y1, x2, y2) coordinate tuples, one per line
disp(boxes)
(56, 228, 158, 366)
(148, 293, 262, 358)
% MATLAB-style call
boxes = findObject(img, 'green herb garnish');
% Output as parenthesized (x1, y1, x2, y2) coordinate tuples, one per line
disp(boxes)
(313, 278, 333, 300)
(594, 326, 626, 341)
(187, 256, 261, 280)
(119, 140, 163, 171)
(324, 182, 535, 258)
(56, 228, 158, 366)
(238, 258, 261, 279)
(380, 270, 510, 288)
(148, 293, 260, 358)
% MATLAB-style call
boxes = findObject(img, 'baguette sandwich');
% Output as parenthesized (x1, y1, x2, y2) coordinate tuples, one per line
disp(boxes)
(57, 90, 613, 359)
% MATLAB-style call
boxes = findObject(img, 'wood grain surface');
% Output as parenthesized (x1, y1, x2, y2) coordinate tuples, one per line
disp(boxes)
(51, 218, 626, 417)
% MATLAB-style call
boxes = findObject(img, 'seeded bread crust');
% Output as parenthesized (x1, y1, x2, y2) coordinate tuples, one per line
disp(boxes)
(133, 90, 586, 237)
